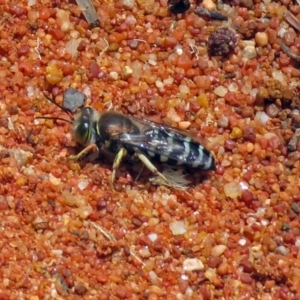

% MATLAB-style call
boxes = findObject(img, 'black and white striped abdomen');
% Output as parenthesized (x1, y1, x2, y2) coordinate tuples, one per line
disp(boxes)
(120, 128, 215, 171)
(146, 130, 215, 170)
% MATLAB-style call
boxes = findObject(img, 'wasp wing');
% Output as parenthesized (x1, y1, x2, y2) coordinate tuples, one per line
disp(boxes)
(120, 118, 215, 170)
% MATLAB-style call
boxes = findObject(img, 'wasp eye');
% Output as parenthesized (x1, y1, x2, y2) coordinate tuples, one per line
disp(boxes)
(73, 114, 91, 145)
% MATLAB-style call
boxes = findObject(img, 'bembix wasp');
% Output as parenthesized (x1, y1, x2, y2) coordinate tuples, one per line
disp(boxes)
(37, 92, 216, 189)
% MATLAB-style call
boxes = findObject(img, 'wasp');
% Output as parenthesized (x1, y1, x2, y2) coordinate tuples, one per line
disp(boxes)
(38, 93, 216, 189)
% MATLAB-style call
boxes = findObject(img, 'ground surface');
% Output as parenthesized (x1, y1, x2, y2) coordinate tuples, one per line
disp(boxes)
(0, 0, 300, 299)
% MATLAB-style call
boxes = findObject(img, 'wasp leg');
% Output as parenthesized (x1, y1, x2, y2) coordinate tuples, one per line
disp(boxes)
(110, 147, 127, 189)
(135, 153, 172, 187)
(69, 143, 99, 160)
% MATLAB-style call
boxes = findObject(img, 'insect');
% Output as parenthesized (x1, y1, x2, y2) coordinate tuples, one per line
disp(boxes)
(38, 93, 216, 189)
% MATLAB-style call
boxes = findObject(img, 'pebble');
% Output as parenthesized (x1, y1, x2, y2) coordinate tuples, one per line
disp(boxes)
(121, 0, 136, 9)
(169, 221, 187, 235)
(255, 32, 268, 46)
(109, 71, 119, 80)
(217, 262, 229, 275)
(275, 245, 289, 256)
(230, 127, 243, 139)
(167, 107, 182, 122)
(240, 272, 252, 284)
(238, 238, 247, 246)
(214, 86, 228, 97)
(211, 245, 227, 257)
(49, 173, 61, 186)
(63, 88, 87, 112)
(148, 285, 163, 296)
(224, 182, 242, 199)
(242, 46, 257, 59)
(178, 121, 191, 130)
(183, 258, 204, 271)
(3, 1, 300, 298)
(266, 103, 280, 118)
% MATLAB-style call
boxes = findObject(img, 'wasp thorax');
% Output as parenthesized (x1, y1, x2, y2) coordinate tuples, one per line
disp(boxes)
(72, 107, 99, 146)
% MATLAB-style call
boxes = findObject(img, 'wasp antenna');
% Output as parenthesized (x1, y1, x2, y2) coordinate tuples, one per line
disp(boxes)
(35, 116, 72, 124)
(42, 92, 73, 117)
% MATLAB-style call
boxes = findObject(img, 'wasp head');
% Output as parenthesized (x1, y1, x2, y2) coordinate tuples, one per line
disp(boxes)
(72, 107, 100, 146)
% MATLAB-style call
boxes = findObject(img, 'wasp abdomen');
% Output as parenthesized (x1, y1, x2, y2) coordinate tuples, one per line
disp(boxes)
(121, 127, 215, 171)
(146, 130, 215, 170)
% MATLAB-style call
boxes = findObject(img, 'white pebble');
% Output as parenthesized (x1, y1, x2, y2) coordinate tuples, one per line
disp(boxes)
(260, 219, 269, 226)
(179, 84, 190, 94)
(28, 0, 36, 6)
(218, 115, 229, 128)
(275, 246, 289, 256)
(272, 70, 286, 82)
(148, 233, 158, 242)
(255, 111, 270, 124)
(148, 54, 157, 66)
(241, 82, 252, 94)
(169, 221, 187, 235)
(256, 207, 266, 218)
(78, 179, 89, 190)
(149, 271, 161, 284)
(183, 258, 204, 271)
(21, 166, 35, 176)
(109, 71, 119, 80)
(242, 46, 257, 59)
(250, 88, 258, 98)
(49, 173, 61, 186)
(76, 205, 93, 219)
(238, 238, 247, 246)
(224, 182, 242, 199)
(155, 80, 164, 89)
(139, 247, 151, 257)
(121, 0, 136, 9)
(51, 249, 63, 256)
(163, 77, 174, 85)
(214, 86, 228, 97)
(175, 45, 183, 55)
(27, 86, 35, 98)
(167, 107, 181, 122)
(65, 38, 80, 56)
(228, 82, 238, 92)
(9, 148, 32, 168)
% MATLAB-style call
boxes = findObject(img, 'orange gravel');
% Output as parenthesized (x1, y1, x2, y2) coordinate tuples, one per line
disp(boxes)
(0, 0, 300, 299)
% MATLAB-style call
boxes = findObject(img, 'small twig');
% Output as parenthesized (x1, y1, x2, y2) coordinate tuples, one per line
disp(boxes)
(34, 37, 42, 60)
(104, 99, 113, 111)
(99, 38, 109, 57)
(189, 43, 199, 60)
(135, 165, 145, 182)
(90, 221, 145, 266)
(90, 222, 116, 241)
(128, 246, 145, 266)
(132, 38, 148, 44)
(0, 14, 15, 30)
